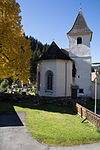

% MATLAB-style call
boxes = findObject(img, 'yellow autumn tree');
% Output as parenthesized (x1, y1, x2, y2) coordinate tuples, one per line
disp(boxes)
(0, 0, 32, 83)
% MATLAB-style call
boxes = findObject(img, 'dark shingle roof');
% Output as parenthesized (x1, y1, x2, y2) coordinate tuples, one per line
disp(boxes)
(38, 41, 72, 61)
(67, 11, 92, 40)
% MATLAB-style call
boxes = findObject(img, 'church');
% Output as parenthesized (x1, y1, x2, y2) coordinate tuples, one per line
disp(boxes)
(36, 11, 93, 98)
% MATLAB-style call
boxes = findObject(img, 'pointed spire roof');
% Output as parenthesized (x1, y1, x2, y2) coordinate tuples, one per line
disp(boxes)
(67, 11, 92, 40)
(38, 41, 72, 61)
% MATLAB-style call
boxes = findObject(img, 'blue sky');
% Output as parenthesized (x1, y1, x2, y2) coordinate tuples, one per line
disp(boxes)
(17, 0, 100, 63)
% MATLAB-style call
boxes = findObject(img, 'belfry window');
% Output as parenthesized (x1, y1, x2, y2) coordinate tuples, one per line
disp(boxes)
(77, 37, 82, 44)
(46, 71, 53, 90)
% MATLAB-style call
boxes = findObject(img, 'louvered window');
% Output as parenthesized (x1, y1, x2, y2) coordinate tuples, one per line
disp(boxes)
(77, 37, 82, 44)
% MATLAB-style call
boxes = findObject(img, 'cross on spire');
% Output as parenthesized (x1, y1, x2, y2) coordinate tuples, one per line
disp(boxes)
(80, 1, 82, 12)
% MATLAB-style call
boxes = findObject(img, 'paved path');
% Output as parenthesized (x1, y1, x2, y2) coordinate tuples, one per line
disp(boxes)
(0, 111, 100, 150)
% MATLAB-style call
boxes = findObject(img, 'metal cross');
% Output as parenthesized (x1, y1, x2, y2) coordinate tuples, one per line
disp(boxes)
(80, 1, 82, 11)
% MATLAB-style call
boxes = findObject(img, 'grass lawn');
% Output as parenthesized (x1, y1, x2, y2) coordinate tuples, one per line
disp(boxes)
(13, 102, 100, 146)
(0, 101, 100, 146)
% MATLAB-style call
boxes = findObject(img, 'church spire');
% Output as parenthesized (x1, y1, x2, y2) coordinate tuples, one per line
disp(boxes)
(67, 11, 92, 40)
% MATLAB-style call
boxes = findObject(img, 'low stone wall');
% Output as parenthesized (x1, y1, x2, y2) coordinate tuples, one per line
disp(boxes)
(0, 93, 69, 105)
(71, 102, 100, 130)
(0, 93, 37, 103)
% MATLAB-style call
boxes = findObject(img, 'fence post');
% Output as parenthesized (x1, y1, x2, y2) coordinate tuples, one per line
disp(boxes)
(81, 107, 83, 118)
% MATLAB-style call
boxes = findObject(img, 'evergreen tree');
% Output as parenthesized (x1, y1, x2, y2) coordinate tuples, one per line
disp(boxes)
(29, 36, 49, 83)
(0, 0, 32, 83)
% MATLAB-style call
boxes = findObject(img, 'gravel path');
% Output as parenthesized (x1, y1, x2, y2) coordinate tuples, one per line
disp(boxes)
(0, 111, 100, 150)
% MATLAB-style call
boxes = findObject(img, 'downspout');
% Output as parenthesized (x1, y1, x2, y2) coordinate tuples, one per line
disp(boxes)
(65, 61, 67, 97)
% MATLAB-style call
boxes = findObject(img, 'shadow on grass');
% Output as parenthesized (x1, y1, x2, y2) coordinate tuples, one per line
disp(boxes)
(14, 102, 77, 115)
(0, 93, 76, 115)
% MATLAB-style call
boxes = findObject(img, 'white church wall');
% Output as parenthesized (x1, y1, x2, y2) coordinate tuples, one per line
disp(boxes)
(37, 60, 56, 97)
(37, 60, 73, 97)
(68, 34, 92, 97)
(74, 57, 91, 97)
(69, 35, 91, 57)
(66, 61, 73, 96)
(56, 60, 65, 97)
(56, 60, 73, 97)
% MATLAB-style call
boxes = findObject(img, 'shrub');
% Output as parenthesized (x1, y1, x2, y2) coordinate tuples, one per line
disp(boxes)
(0, 79, 9, 89)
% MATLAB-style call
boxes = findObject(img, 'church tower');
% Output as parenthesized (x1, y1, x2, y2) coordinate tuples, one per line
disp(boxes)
(67, 11, 93, 97)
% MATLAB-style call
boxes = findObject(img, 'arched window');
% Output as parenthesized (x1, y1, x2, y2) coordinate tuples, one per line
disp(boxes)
(77, 37, 82, 44)
(72, 63, 76, 78)
(46, 71, 53, 90)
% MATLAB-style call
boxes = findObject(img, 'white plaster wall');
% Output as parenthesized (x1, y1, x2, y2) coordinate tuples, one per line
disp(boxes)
(68, 34, 92, 97)
(55, 60, 73, 97)
(92, 82, 100, 100)
(66, 62, 73, 96)
(74, 57, 91, 97)
(56, 60, 65, 96)
(37, 60, 56, 97)
(69, 35, 91, 57)
(37, 60, 73, 97)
